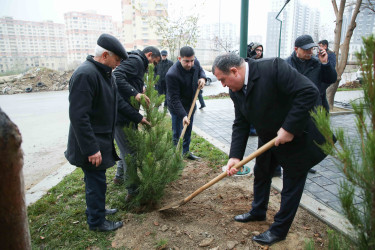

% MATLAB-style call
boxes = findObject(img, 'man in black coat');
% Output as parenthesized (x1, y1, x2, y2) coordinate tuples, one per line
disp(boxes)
(65, 34, 148, 232)
(155, 50, 173, 107)
(286, 34, 337, 174)
(112, 46, 160, 201)
(212, 53, 328, 245)
(166, 46, 206, 160)
(286, 35, 337, 112)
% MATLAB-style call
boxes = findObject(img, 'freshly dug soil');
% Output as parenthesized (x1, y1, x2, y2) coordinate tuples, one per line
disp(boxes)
(112, 160, 330, 249)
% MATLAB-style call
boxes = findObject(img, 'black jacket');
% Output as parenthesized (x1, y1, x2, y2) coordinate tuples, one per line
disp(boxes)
(155, 58, 173, 84)
(229, 57, 328, 177)
(113, 50, 148, 126)
(166, 59, 206, 117)
(286, 51, 337, 110)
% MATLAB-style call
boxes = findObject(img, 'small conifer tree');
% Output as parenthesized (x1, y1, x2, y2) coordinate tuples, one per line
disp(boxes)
(311, 35, 375, 249)
(123, 64, 184, 210)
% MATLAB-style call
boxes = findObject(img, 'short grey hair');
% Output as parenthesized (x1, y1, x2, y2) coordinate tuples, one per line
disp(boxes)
(212, 53, 244, 74)
(95, 45, 114, 57)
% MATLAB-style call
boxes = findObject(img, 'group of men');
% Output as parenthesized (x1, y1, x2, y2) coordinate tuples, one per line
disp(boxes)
(65, 32, 337, 246)
(65, 34, 206, 232)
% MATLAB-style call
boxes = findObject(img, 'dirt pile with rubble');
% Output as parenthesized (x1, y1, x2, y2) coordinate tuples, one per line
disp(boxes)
(0, 67, 73, 95)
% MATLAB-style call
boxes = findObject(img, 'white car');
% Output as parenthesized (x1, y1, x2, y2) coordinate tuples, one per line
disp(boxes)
(203, 70, 217, 86)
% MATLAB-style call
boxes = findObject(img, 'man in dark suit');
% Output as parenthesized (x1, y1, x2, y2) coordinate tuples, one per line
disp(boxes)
(212, 53, 328, 245)
(166, 46, 206, 160)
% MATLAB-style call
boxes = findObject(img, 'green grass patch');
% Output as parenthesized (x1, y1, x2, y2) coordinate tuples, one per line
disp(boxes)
(28, 130, 227, 248)
(337, 87, 363, 91)
(190, 132, 228, 168)
(28, 167, 128, 249)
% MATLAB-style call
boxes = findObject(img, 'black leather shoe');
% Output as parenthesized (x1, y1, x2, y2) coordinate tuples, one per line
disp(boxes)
(308, 168, 317, 174)
(253, 230, 285, 245)
(105, 208, 118, 215)
(199, 105, 206, 109)
(234, 212, 266, 223)
(89, 220, 123, 232)
(187, 152, 200, 160)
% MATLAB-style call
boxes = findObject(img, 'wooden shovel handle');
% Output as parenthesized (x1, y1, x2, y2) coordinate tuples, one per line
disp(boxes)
(177, 87, 201, 149)
(182, 137, 277, 204)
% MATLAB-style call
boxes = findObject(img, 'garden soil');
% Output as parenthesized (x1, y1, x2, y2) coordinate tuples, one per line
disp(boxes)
(112, 160, 330, 249)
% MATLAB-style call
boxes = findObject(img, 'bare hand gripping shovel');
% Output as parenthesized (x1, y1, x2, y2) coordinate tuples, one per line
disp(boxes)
(176, 87, 201, 149)
(159, 137, 277, 211)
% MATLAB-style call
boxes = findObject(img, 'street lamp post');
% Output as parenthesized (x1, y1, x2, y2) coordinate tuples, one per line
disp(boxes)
(275, 0, 290, 58)
(239, 0, 249, 58)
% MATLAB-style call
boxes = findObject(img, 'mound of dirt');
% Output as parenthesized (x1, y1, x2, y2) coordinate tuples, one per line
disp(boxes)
(339, 80, 362, 89)
(112, 160, 330, 249)
(0, 67, 73, 95)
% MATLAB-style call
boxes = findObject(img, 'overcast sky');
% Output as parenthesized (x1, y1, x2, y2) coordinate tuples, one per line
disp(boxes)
(0, 0, 335, 41)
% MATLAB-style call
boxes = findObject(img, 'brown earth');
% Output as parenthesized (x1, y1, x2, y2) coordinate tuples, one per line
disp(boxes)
(112, 160, 330, 249)
(0, 67, 73, 95)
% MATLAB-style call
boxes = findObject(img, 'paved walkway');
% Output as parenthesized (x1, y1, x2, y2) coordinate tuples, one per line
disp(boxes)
(192, 92, 363, 233)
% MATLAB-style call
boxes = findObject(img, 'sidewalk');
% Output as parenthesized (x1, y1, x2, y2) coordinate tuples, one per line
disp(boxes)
(193, 91, 363, 236)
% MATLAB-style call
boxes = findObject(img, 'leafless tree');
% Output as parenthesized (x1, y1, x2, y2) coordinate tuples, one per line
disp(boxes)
(327, 0, 363, 110)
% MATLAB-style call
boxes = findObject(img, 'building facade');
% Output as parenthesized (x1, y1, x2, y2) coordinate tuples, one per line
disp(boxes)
(341, 3, 375, 61)
(0, 16, 66, 73)
(121, 0, 167, 51)
(265, 0, 320, 58)
(64, 11, 119, 67)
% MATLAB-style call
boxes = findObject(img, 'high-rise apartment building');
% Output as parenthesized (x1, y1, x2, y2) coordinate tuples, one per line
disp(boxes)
(342, 3, 375, 61)
(197, 22, 238, 65)
(121, 0, 167, 50)
(64, 11, 118, 66)
(266, 0, 320, 58)
(0, 16, 66, 73)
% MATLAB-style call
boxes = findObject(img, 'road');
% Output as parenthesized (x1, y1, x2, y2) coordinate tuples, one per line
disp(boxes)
(0, 90, 70, 190)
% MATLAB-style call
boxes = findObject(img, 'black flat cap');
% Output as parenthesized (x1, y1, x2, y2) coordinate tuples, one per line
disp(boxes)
(97, 33, 128, 60)
(295, 35, 317, 50)
(161, 50, 168, 56)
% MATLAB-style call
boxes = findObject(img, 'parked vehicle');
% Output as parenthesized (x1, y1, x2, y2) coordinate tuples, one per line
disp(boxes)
(204, 70, 218, 86)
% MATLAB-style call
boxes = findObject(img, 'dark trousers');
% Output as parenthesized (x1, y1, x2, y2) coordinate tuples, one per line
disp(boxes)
(250, 148, 308, 238)
(114, 125, 138, 195)
(171, 112, 194, 154)
(198, 89, 205, 107)
(82, 168, 106, 227)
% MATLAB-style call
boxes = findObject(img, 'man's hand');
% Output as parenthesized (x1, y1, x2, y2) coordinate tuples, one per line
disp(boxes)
(140, 117, 151, 126)
(198, 78, 206, 89)
(88, 151, 102, 167)
(318, 49, 328, 64)
(183, 116, 190, 127)
(275, 128, 294, 146)
(135, 93, 150, 107)
(225, 158, 241, 176)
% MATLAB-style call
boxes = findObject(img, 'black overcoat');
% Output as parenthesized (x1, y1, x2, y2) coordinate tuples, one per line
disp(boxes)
(65, 56, 141, 170)
(166, 58, 206, 117)
(229, 57, 328, 177)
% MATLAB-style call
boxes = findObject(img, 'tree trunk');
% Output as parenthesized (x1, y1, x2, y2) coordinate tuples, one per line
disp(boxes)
(0, 108, 31, 249)
(328, 0, 363, 110)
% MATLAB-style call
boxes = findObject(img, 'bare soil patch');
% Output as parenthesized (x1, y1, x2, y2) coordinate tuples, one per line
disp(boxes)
(112, 160, 330, 249)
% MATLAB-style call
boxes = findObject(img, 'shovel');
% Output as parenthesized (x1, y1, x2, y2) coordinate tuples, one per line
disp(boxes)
(176, 87, 201, 149)
(159, 137, 277, 211)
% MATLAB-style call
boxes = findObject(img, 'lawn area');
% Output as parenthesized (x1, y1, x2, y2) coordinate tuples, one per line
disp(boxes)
(27, 133, 228, 249)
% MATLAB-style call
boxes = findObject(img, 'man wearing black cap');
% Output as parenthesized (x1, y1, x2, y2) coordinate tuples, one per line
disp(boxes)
(65, 33, 150, 232)
(286, 35, 337, 174)
(113, 46, 161, 201)
(155, 50, 173, 107)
